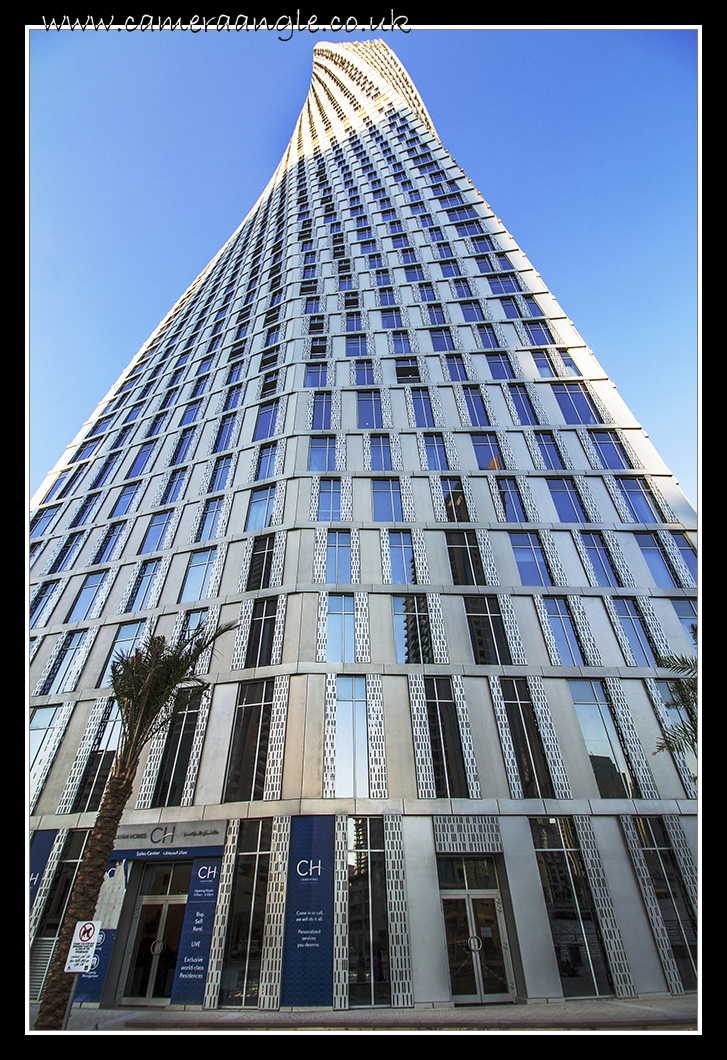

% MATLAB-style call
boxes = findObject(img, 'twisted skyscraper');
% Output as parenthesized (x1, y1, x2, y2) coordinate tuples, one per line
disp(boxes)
(30, 40, 697, 1012)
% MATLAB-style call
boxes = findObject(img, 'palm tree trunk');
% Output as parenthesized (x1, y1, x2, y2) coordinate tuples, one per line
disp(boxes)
(33, 771, 135, 1030)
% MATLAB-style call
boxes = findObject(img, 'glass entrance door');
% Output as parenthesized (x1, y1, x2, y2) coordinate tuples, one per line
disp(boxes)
(442, 895, 514, 1003)
(123, 899, 186, 1004)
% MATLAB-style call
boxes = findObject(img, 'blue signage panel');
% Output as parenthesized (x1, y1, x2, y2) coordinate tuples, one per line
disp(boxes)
(74, 929, 116, 1003)
(170, 857, 222, 1005)
(281, 815, 335, 1007)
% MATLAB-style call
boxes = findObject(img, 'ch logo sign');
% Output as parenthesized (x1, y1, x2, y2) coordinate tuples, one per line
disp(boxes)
(296, 859, 323, 877)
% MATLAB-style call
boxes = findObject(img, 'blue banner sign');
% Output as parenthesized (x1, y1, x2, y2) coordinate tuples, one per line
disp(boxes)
(281, 816, 335, 1007)
(170, 857, 222, 1005)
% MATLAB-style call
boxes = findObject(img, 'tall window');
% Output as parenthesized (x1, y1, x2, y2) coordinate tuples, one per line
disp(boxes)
(358, 390, 383, 429)
(66, 571, 108, 623)
(372, 479, 402, 521)
(636, 533, 676, 587)
(223, 680, 275, 803)
(389, 530, 416, 584)
(530, 817, 614, 997)
(552, 382, 601, 425)
(500, 678, 554, 798)
(253, 400, 279, 441)
(447, 530, 485, 585)
(246, 486, 276, 531)
(318, 479, 341, 521)
(247, 534, 276, 591)
(497, 477, 527, 522)
(590, 430, 630, 469)
(547, 478, 587, 522)
(535, 431, 563, 470)
(471, 433, 503, 470)
(327, 595, 355, 663)
(370, 435, 392, 470)
(616, 477, 661, 522)
(510, 531, 552, 586)
(71, 705, 121, 813)
(326, 530, 351, 583)
(441, 477, 469, 522)
(631, 817, 697, 991)
(125, 559, 162, 612)
(312, 391, 332, 430)
(424, 676, 469, 798)
(509, 384, 537, 425)
(346, 817, 391, 1007)
(462, 385, 489, 426)
(245, 598, 278, 668)
(393, 594, 433, 663)
(544, 597, 584, 664)
(139, 510, 173, 554)
(411, 388, 434, 426)
(334, 677, 369, 797)
(151, 689, 202, 807)
(612, 598, 657, 665)
(256, 442, 277, 480)
(569, 679, 639, 798)
(197, 497, 225, 541)
(179, 548, 217, 603)
(218, 819, 273, 1006)
(464, 597, 511, 665)
(424, 433, 448, 470)
(580, 532, 620, 587)
(209, 455, 232, 492)
(309, 435, 336, 472)
(99, 621, 146, 687)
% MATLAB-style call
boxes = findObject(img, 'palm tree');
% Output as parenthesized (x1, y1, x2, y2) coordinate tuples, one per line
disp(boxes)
(654, 625, 698, 760)
(33, 620, 235, 1030)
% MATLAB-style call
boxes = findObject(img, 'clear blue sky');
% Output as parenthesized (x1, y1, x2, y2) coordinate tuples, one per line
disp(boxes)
(28, 25, 699, 508)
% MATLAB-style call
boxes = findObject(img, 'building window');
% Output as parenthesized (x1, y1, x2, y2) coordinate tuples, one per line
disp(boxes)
(388, 530, 416, 584)
(66, 571, 108, 623)
(318, 479, 341, 521)
(256, 442, 277, 481)
(150, 689, 202, 807)
(509, 384, 537, 425)
(672, 533, 697, 582)
(569, 680, 639, 798)
(636, 533, 676, 587)
(590, 429, 630, 469)
(179, 548, 217, 603)
(327, 530, 351, 583)
(139, 510, 173, 553)
(253, 400, 279, 442)
(346, 335, 368, 357)
(486, 353, 514, 379)
(446, 353, 467, 381)
(552, 382, 601, 425)
(423, 433, 448, 471)
(94, 522, 126, 564)
(72, 705, 121, 813)
(309, 436, 336, 473)
(110, 483, 140, 518)
(430, 328, 454, 351)
(547, 478, 587, 522)
(462, 385, 490, 426)
(441, 477, 469, 522)
(393, 594, 433, 663)
(471, 432, 502, 470)
(41, 630, 88, 695)
(464, 596, 511, 665)
(544, 597, 584, 665)
(396, 358, 420, 383)
(246, 486, 276, 531)
(500, 678, 554, 798)
(218, 819, 273, 1006)
(245, 598, 278, 668)
(327, 594, 355, 663)
(125, 559, 162, 612)
(446, 530, 485, 586)
(247, 534, 276, 591)
(616, 477, 661, 523)
(223, 681, 276, 803)
(162, 467, 187, 503)
(530, 817, 614, 997)
(305, 363, 327, 387)
(312, 391, 332, 430)
(372, 478, 402, 521)
(612, 598, 658, 665)
(370, 434, 392, 471)
(197, 497, 225, 541)
(172, 427, 196, 463)
(497, 477, 527, 522)
(535, 431, 564, 470)
(356, 359, 374, 385)
(346, 817, 391, 1006)
(99, 620, 146, 687)
(510, 531, 552, 586)
(213, 415, 236, 453)
(358, 390, 383, 429)
(333, 678, 369, 797)
(423, 676, 469, 798)
(580, 532, 620, 587)
(630, 817, 697, 991)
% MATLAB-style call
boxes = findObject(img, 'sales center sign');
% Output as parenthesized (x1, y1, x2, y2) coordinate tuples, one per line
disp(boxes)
(281, 816, 335, 1007)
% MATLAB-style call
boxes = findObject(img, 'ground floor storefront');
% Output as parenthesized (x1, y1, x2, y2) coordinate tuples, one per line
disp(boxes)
(29, 811, 697, 1011)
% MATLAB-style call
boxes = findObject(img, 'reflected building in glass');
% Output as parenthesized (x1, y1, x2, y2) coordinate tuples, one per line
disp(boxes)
(29, 39, 697, 1012)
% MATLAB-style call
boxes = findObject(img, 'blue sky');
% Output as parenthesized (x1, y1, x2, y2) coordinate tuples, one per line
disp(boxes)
(28, 25, 699, 508)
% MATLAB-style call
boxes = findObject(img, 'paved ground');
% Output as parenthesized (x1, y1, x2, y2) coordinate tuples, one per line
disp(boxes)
(29, 994, 699, 1033)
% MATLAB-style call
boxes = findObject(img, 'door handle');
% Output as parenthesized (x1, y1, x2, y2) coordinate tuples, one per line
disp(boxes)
(467, 935, 482, 952)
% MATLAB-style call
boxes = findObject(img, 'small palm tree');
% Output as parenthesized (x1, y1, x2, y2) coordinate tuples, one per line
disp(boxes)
(33, 620, 235, 1030)
(654, 625, 698, 760)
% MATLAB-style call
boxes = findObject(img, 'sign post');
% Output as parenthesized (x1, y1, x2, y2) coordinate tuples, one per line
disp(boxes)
(62, 921, 101, 1030)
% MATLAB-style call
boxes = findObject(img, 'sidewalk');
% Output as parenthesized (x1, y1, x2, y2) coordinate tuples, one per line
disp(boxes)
(29, 994, 699, 1033)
